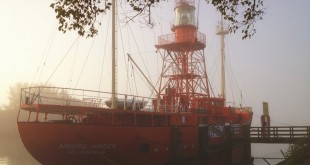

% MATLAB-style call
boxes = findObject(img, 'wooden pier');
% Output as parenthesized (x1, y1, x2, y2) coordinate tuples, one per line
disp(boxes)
(250, 126, 310, 143)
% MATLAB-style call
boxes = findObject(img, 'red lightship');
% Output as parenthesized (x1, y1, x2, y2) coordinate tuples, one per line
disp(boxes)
(17, 0, 253, 164)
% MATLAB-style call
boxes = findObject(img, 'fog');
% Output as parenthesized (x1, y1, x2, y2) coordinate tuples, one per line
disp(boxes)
(0, 110, 39, 164)
(1, 0, 309, 127)
(0, 0, 309, 164)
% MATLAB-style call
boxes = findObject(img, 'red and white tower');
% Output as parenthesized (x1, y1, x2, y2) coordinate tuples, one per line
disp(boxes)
(155, 0, 211, 113)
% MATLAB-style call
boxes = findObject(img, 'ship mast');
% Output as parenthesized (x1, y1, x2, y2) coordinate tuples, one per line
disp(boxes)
(111, 0, 118, 109)
(216, 17, 228, 102)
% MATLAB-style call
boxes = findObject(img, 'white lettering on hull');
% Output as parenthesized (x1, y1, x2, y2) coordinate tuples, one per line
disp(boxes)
(58, 144, 117, 155)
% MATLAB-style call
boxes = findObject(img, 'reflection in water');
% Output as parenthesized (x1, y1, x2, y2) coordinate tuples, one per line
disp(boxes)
(252, 143, 287, 165)
(0, 147, 39, 164)
(0, 156, 9, 165)
(0, 149, 40, 165)
(0, 155, 37, 165)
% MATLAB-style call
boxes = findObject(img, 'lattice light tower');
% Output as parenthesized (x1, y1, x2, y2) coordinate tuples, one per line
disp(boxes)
(155, 0, 210, 112)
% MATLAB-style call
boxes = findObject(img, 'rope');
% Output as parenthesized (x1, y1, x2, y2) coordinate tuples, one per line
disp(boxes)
(67, 39, 79, 88)
(120, 3, 134, 95)
(73, 37, 96, 89)
(128, 24, 154, 90)
(31, 24, 57, 86)
(45, 36, 80, 84)
(252, 113, 291, 126)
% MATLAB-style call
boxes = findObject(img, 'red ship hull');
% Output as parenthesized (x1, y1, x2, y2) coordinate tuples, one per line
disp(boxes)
(18, 120, 252, 165)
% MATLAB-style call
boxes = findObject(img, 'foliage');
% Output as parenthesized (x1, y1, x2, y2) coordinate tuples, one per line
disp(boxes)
(50, 0, 110, 37)
(208, 0, 264, 39)
(2, 82, 30, 111)
(283, 138, 310, 164)
(50, 0, 264, 39)
(2, 82, 72, 111)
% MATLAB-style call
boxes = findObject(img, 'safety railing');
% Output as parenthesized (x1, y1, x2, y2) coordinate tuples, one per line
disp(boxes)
(157, 31, 206, 46)
(250, 126, 310, 143)
(20, 86, 152, 110)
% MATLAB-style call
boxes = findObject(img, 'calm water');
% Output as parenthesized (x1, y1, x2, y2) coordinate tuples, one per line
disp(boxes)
(0, 155, 38, 165)
(252, 144, 288, 165)
(0, 110, 40, 165)
(0, 137, 40, 165)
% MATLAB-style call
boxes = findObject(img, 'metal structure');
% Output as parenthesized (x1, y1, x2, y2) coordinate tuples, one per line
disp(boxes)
(155, 0, 210, 113)
(111, 0, 118, 109)
(216, 18, 229, 100)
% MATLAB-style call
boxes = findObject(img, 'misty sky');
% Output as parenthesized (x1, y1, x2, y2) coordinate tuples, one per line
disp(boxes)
(0, 0, 309, 126)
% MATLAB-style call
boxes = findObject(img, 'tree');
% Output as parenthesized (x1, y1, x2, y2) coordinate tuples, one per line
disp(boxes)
(281, 139, 310, 165)
(2, 82, 73, 111)
(3, 82, 94, 112)
(50, 0, 264, 39)
(2, 82, 29, 111)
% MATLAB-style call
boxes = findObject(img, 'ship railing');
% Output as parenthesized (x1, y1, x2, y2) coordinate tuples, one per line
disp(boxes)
(18, 86, 158, 123)
(20, 86, 153, 110)
(157, 31, 206, 46)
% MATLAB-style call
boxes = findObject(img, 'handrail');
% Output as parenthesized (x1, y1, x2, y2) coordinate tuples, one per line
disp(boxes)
(20, 86, 152, 109)
(250, 126, 310, 138)
(157, 31, 206, 46)
(250, 126, 310, 143)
